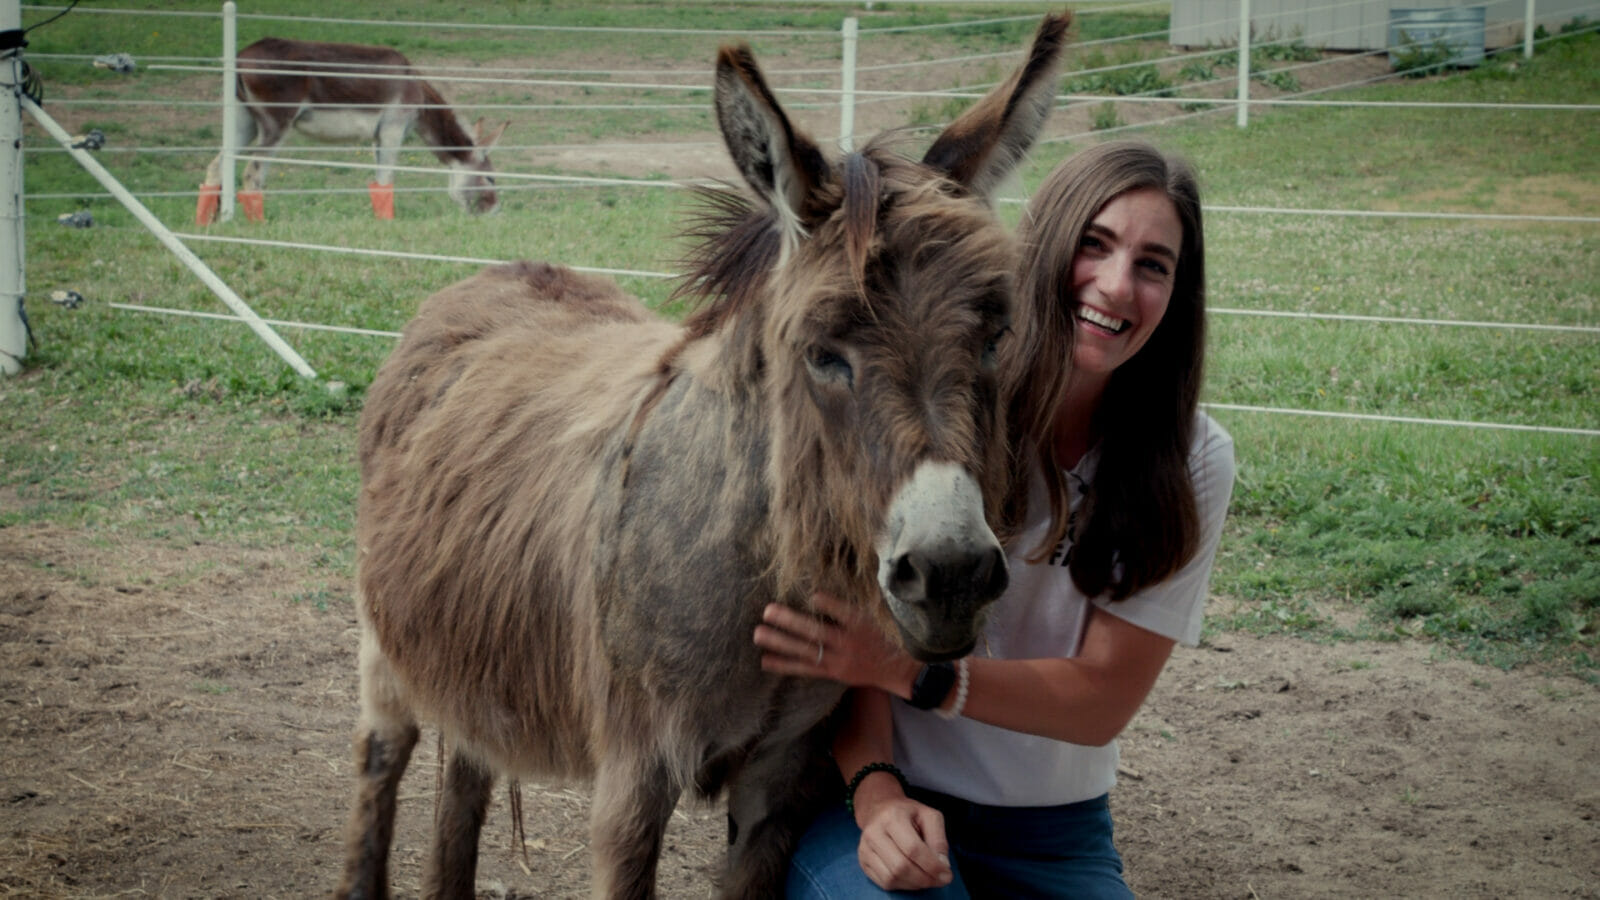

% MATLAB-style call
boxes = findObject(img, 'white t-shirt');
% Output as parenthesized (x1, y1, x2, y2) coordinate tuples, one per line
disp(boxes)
(892, 412, 1235, 807)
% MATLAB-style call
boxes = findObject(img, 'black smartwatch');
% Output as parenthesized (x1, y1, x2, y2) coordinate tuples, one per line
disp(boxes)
(907, 661, 957, 710)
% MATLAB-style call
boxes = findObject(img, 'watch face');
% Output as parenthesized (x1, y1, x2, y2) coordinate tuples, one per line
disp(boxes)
(911, 662, 957, 709)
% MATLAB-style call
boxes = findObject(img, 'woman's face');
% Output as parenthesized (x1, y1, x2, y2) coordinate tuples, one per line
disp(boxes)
(1069, 186, 1183, 381)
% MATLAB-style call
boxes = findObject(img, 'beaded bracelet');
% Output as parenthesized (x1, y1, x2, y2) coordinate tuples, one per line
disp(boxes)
(844, 761, 909, 817)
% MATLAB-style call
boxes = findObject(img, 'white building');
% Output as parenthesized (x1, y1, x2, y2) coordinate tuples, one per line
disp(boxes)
(1170, 0, 1595, 51)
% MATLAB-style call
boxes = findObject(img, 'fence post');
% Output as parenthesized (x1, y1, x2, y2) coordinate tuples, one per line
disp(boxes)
(1524, 0, 1536, 58)
(839, 17, 858, 151)
(1236, 0, 1251, 128)
(219, 1, 237, 221)
(0, 0, 25, 375)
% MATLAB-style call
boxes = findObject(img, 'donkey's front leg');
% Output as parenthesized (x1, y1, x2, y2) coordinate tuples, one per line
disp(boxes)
(589, 748, 680, 900)
(367, 119, 407, 219)
(335, 625, 423, 900)
(720, 725, 838, 899)
(334, 717, 420, 900)
(420, 746, 494, 900)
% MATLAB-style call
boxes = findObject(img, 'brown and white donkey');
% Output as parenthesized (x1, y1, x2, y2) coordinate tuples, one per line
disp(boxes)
(198, 37, 507, 223)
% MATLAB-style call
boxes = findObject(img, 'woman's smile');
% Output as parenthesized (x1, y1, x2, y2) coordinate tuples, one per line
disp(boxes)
(1070, 186, 1182, 380)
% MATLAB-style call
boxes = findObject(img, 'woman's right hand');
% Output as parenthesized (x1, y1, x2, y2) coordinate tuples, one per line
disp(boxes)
(854, 783, 954, 890)
(754, 593, 920, 696)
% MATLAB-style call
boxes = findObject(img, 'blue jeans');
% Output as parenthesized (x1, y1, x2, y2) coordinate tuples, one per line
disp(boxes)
(786, 789, 1132, 899)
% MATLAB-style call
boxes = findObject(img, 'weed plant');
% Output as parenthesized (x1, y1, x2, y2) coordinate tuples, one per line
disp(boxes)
(1393, 33, 1466, 78)
(1253, 69, 1301, 92)
(1091, 101, 1122, 131)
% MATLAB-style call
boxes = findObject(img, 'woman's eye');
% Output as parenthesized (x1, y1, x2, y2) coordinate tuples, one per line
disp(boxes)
(806, 346, 853, 387)
(1139, 259, 1172, 278)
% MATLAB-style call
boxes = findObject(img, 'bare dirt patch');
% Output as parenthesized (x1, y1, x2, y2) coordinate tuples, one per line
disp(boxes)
(2, 521, 1595, 898)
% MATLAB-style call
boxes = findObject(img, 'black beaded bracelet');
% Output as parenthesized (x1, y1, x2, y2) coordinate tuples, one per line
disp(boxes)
(844, 761, 909, 817)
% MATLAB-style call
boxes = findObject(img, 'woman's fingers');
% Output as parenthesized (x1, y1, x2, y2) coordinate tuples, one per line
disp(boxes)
(884, 810, 951, 886)
(751, 621, 813, 656)
(761, 602, 830, 644)
(753, 626, 824, 675)
(809, 590, 853, 621)
(858, 804, 952, 891)
(754, 595, 915, 694)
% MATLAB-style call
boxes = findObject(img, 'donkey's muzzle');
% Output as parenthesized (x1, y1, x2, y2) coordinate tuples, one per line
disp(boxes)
(877, 461, 1008, 661)
(885, 542, 1008, 661)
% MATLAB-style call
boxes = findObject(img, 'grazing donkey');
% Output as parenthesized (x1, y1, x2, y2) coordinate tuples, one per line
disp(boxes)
(197, 37, 507, 224)
(337, 12, 1070, 899)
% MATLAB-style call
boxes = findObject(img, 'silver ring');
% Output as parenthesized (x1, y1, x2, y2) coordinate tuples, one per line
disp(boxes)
(815, 642, 825, 666)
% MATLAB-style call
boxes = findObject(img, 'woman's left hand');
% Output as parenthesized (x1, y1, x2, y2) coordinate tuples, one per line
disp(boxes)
(754, 592, 918, 696)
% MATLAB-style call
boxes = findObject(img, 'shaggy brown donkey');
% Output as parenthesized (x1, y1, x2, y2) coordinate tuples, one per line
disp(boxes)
(337, 12, 1070, 899)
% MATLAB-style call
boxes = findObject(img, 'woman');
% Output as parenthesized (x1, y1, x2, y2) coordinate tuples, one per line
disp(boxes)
(753, 140, 1236, 897)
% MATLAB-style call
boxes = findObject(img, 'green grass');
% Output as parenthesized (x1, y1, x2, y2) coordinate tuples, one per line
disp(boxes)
(4, 2, 1596, 679)
(1208, 420, 1597, 665)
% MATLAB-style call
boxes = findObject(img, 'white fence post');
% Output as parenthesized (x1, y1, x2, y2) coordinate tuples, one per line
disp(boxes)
(219, 1, 237, 221)
(1236, 0, 1251, 128)
(839, 16, 858, 152)
(0, 0, 25, 375)
(1524, 0, 1536, 58)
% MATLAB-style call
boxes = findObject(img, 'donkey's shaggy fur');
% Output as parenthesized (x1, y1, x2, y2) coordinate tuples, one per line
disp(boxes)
(337, 13, 1069, 899)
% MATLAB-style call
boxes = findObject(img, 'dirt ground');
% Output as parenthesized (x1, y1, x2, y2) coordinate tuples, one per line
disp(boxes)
(2, 521, 1595, 899)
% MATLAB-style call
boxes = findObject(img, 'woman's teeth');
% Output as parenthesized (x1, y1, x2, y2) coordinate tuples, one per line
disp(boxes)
(1078, 307, 1127, 334)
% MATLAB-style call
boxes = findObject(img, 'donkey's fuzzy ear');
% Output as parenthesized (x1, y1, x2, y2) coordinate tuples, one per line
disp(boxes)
(922, 11, 1071, 199)
(714, 44, 831, 234)
(474, 117, 510, 151)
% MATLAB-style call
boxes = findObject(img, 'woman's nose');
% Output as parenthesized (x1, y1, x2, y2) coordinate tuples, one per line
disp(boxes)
(1096, 256, 1134, 302)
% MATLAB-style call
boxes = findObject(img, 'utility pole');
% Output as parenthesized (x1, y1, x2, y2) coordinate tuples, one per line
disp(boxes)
(0, 0, 27, 376)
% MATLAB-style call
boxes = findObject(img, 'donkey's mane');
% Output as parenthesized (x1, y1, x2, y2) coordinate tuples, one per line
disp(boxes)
(672, 134, 947, 343)
(672, 183, 781, 342)
(415, 81, 477, 163)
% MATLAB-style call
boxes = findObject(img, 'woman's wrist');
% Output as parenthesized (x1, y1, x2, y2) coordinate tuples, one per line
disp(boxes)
(847, 766, 910, 826)
(889, 656, 923, 700)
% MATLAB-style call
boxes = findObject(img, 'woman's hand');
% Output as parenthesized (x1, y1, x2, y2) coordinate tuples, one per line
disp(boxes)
(855, 788, 954, 891)
(753, 592, 919, 696)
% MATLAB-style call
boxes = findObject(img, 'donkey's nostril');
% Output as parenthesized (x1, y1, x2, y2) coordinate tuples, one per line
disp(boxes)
(981, 546, 1008, 600)
(890, 554, 925, 601)
(888, 543, 1008, 609)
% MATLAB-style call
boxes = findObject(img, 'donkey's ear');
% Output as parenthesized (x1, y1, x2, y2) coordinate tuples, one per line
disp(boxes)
(474, 117, 509, 150)
(922, 11, 1071, 199)
(714, 44, 831, 229)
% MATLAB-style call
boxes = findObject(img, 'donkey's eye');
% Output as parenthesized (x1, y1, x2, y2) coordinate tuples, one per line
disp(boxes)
(806, 345, 854, 388)
(982, 326, 1011, 370)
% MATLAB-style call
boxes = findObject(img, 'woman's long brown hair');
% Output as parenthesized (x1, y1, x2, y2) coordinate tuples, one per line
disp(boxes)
(1002, 140, 1207, 600)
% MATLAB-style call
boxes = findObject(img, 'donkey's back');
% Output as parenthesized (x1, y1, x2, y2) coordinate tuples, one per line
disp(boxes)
(359, 260, 665, 489)
(239, 37, 418, 97)
(357, 260, 679, 770)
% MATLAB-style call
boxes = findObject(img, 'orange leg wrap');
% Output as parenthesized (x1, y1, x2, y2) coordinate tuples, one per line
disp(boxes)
(194, 183, 221, 226)
(237, 190, 265, 223)
(368, 181, 395, 220)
